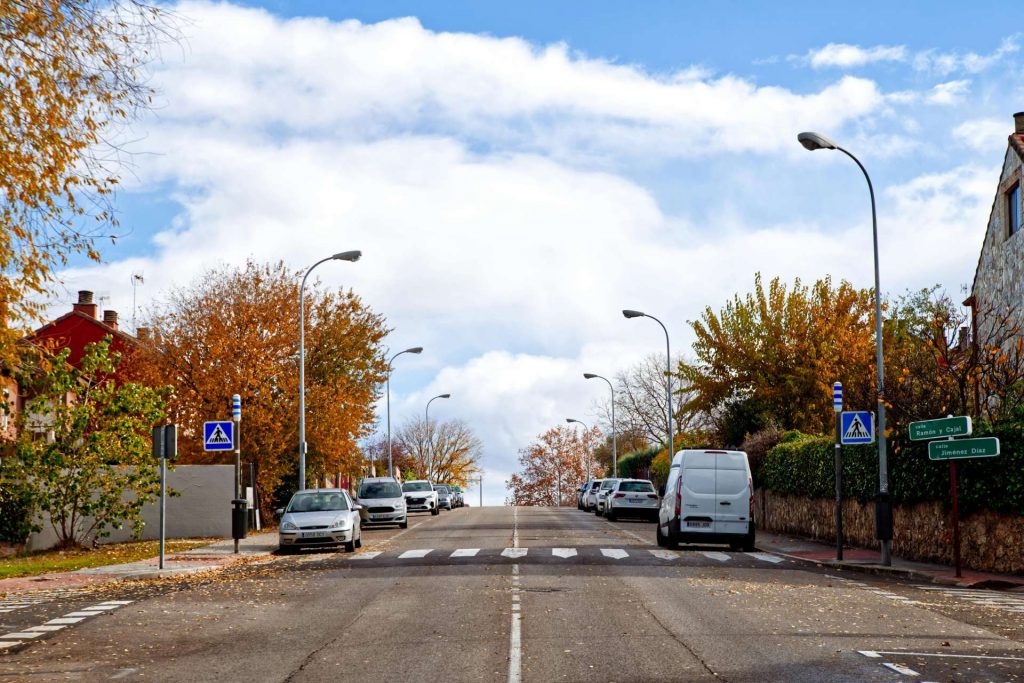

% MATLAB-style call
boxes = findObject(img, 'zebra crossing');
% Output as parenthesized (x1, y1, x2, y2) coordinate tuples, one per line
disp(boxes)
(0, 600, 133, 652)
(0, 588, 88, 614)
(918, 585, 1024, 613)
(342, 546, 789, 565)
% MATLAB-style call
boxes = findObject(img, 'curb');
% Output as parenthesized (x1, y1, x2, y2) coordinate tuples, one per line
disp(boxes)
(760, 547, 974, 587)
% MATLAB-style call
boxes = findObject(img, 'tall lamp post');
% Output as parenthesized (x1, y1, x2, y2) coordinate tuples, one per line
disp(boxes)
(425, 393, 450, 480)
(299, 250, 361, 491)
(386, 347, 423, 478)
(798, 131, 891, 566)
(569, 413, 593, 483)
(583, 373, 616, 476)
(623, 310, 674, 468)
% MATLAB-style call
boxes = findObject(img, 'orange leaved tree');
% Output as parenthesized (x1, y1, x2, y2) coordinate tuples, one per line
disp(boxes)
(507, 424, 602, 506)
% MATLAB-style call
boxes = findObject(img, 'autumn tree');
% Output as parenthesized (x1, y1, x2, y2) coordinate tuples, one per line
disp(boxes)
(9, 338, 167, 548)
(394, 417, 482, 486)
(507, 424, 602, 506)
(124, 260, 388, 515)
(680, 273, 876, 439)
(0, 1, 168, 355)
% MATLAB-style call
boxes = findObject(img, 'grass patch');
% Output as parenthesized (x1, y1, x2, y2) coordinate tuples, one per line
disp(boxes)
(0, 539, 213, 580)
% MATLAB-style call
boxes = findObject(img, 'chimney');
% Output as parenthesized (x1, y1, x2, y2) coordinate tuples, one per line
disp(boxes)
(136, 326, 151, 341)
(102, 310, 118, 330)
(1015, 112, 1024, 136)
(72, 290, 97, 319)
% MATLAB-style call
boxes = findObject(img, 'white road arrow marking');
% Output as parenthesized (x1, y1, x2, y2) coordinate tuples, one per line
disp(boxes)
(600, 549, 628, 560)
(649, 549, 678, 561)
(701, 551, 731, 562)
(746, 552, 784, 564)
(551, 548, 577, 559)
(398, 549, 433, 559)
(451, 548, 480, 557)
(502, 548, 528, 559)
(0, 641, 24, 649)
(882, 663, 919, 676)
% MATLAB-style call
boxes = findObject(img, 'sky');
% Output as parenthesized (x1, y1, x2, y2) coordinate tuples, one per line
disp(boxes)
(59, 1, 1024, 504)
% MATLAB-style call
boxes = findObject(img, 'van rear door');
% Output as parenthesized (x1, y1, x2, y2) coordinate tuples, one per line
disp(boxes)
(714, 451, 750, 535)
(679, 451, 717, 534)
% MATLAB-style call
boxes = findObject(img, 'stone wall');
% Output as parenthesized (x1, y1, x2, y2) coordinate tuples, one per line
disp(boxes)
(754, 490, 1024, 576)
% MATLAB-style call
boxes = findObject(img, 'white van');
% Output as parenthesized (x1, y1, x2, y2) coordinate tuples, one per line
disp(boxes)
(656, 449, 755, 551)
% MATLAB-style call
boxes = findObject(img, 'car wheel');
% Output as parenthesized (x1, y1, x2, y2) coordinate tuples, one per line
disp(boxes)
(355, 530, 362, 549)
(741, 522, 756, 552)
(656, 522, 667, 548)
(343, 538, 356, 552)
(399, 520, 408, 529)
(594, 507, 602, 516)
(606, 509, 616, 522)
(278, 545, 295, 555)
(432, 507, 440, 516)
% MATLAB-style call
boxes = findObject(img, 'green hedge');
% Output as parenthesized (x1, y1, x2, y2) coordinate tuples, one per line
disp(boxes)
(616, 445, 660, 479)
(760, 421, 1024, 516)
(0, 481, 33, 544)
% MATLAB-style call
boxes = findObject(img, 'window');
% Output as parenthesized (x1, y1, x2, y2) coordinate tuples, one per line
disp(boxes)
(1009, 184, 1021, 238)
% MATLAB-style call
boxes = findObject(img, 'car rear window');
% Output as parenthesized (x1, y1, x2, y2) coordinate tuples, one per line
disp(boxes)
(434, 485, 451, 493)
(402, 482, 432, 492)
(619, 481, 655, 492)
(358, 482, 402, 498)
(600, 480, 617, 490)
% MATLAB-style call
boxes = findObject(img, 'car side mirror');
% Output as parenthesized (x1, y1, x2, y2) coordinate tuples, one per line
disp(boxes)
(275, 508, 285, 516)
(353, 504, 363, 511)
(658, 485, 665, 497)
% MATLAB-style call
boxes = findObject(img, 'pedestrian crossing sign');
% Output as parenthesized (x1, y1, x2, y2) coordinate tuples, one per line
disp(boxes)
(840, 411, 875, 445)
(204, 420, 234, 451)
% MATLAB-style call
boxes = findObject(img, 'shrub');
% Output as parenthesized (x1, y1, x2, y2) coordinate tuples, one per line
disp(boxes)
(741, 425, 782, 487)
(616, 445, 660, 480)
(0, 479, 33, 544)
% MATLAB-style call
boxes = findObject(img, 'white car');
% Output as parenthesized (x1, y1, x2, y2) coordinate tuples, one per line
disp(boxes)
(356, 477, 408, 529)
(594, 478, 620, 515)
(656, 449, 755, 551)
(604, 479, 659, 521)
(583, 479, 603, 511)
(402, 480, 439, 515)
(277, 488, 362, 554)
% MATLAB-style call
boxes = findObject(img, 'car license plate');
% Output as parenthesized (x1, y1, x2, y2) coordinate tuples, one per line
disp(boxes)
(303, 531, 329, 538)
(370, 513, 388, 519)
(686, 521, 711, 529)
(629, 497, 645, 503)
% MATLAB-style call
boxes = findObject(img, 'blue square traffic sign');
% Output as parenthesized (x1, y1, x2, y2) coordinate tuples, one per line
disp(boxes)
(840, 411, 875, 445)
(203, 420, 234, 451)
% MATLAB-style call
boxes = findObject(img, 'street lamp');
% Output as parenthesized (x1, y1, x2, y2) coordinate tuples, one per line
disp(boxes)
(583, 373, 617, 476)
(566, 417, 591, 486)
(798, 131, 891, 566)
(298, 250, 361, 491)
(425, 393, 451, 481)
(623, 309, 674, 468)
(386, 347, 424, 478)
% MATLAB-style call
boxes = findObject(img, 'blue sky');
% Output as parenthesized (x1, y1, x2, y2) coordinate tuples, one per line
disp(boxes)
(62, 1, 1024, 503)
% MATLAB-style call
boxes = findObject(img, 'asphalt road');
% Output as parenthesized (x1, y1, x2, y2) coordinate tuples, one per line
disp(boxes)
(2, 506, 1023, 682)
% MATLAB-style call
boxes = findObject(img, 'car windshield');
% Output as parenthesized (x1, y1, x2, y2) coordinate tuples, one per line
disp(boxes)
(434, 486, 450, 493)
(286, 492, 348, 513)
(358, 482, 402, 498)
(590, 482, 601, 490)
(403, 482, 432, 492)
(600, 480, 617, 490)
(619, 481, 655, 492)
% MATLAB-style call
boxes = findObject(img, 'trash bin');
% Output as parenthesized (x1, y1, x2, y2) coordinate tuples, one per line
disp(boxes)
(232, 498, 249, 540)
(875, 491, 893, 541)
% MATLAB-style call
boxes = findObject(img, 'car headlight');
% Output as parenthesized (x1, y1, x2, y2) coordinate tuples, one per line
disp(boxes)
(331, 518, 351, 530)
(281, 521, 297, 531)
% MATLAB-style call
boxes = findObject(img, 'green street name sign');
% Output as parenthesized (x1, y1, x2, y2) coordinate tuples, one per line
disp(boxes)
(928, 437, 1000, 461)
(908, 416, 972, 441)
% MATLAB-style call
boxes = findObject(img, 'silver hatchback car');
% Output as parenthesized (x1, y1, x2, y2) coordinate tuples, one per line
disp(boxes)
(356, 477, 408, 528)
(278, 489, 362, 554)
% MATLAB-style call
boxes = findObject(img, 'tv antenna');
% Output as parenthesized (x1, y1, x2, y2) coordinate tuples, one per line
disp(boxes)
(131, 273, 145, 331)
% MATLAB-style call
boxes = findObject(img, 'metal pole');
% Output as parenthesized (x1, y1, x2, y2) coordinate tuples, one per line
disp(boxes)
(644, 315, 674, 465)
(299, 258, 333, 491)
(950, 460, 962, 578)
(159, 449, 166, 570)
(839, 147, 890, 567)
(834, 412, 843, 561)
(479, 474, 483, 507)
(385, 364, 392, 478)
(233, 394, 241, 554)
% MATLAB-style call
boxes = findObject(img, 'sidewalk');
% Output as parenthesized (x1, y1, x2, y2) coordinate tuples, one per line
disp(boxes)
(758, 530, 1024, 590)
(0, 532, 280, 595)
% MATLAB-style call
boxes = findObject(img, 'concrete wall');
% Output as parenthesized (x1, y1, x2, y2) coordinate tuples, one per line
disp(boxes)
(27, 465, 234, 550)
(754, 490, 1024, 576)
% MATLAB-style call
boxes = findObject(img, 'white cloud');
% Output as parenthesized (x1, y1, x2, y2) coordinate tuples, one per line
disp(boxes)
(801, 43, 907, 69)
(926, 79, 971, 105)
(913, 36, 1020, 75)
(953, 117, 1011, 153)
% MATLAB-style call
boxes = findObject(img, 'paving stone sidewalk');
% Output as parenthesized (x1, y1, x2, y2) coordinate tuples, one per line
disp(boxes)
(758, 530, 1024, 590)
(0, 532, 280, 595)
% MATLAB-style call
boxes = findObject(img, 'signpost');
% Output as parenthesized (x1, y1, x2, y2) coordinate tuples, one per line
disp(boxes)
(908, 415, 998, 578)
(152, 424, 178, 570)
(203, 421, 234, 451)
(840, 411, 875, 445)
(909, 416, 972, 441)
(832, 382, 844, 561)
